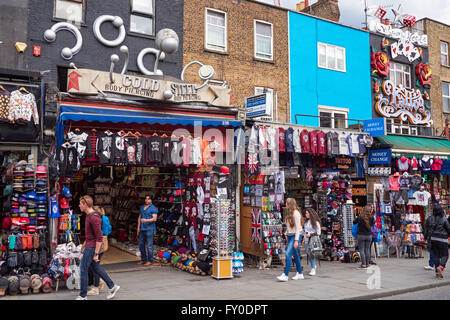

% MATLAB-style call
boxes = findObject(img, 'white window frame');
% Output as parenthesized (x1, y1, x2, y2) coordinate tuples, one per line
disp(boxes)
(443, 82, 450, 113)
(317, 42, 346, 72)
(53, 0, 85, 24)
(441, 41, 449, 66)
(386, 119, 418, 136)
(390, 62, 411, 88)
(254, 20, 273, 61)
(254, 87, 275, 121)
(129, 0, 156, 36)
(318, 105, 348, 128)
(205, 8, 227, 53)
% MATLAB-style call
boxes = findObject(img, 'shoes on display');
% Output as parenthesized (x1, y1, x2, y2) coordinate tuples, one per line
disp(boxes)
(292, 273, 305, 280)
(277, 274, 289, 282)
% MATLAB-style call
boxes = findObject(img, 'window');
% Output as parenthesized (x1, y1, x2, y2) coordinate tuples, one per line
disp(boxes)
(390, 62, 411, 88)
(441, 41, 449, 66)
(443, 82, 450, 113)
(318, 106, 348, 128)
(254, 20, 273, 60)
(318, 42, 346, 72)
(205, 9, 227, 52)
(130, 0, 155, 36)
(254, 87, 275, 121)
(386, 119, 419, 136)
(54, 0, 84, 23)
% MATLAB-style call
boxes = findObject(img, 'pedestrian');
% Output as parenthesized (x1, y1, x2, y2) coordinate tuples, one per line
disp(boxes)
(76, 195, 120, 300)
(137, 195, 159, 266)
(353, 205, 375, 270)
(277, 198, 304, 282)
(87, 206, 108, 296)
(424, 205, 450, 279)
(302, 208, 321, 276)
(368, 203, 377, 265)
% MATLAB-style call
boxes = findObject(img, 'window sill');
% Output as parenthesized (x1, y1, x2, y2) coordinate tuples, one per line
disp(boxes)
(441, 64, 450, 69)
(52, 18, 87, 28)
(204, 48, 229, 56)
(128, 31, 156, 40)
(253, 57, 274, 64)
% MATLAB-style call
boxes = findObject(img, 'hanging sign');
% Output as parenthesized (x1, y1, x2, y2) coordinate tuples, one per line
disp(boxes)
(368, 149, 391, 165)
(364, 118, 386, 136)
(374, 80, 433, 127)
(245, 93, 269, 118)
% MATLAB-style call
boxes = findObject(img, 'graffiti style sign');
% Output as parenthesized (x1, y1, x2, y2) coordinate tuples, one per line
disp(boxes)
(375, 80, 433, 127)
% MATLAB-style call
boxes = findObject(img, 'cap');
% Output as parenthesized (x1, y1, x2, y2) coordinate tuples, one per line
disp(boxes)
(60, 198, 69, 209)
(220, 166, 230, 175)
(36, 165, 47, 175)
(25, 190, 37, 200)
(62, 186, 72, 198)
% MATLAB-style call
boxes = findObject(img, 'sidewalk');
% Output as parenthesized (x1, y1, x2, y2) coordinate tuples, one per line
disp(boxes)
(2, 256, 449, 300)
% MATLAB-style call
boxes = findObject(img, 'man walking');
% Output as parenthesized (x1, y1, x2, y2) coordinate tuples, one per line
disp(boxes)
(137, 195, 159, 266)
(76, 195, 120, 300)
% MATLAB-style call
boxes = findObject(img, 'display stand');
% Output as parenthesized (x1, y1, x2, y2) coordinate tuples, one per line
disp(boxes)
(211, 199, 233, 279)
(342, 204, 355, 248)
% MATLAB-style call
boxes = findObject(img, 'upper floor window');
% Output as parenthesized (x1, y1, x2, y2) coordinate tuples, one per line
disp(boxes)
(441, 41, 449, 66)
(443, 82, 450, 113)
(390, 62, 411, 88)
(254, 20, 273, 61)
(54, 0, 84, 23)
(130, 0, 155, 36)
(254, 87, 275, 121)
(205, 9, 227, 52)
(318, 42, 346, 72)
(318, 106, 348, 128)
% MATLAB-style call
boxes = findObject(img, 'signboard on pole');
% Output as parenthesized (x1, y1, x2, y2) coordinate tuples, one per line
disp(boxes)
(364, 118, 386, 136)
(368, 149, 391, 165)
(245, 93, 269, 118)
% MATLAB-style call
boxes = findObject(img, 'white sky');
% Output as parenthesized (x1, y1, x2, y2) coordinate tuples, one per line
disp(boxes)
(259, 0, 450, 28)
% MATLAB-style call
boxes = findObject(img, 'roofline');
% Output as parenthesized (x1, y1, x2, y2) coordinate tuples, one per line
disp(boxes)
(417, 17, 450, 28)
(247, 0, 289, 11)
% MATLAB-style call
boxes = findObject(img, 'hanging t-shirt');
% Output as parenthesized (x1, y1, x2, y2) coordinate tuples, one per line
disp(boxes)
(326, 132, 333, 156)
(330, 132, 340, 155)
(248, 125, 259, 154)
(182, 137, 191, 167)
(84, 131, 99, 162)
(338, 133, 349, 155)
(357, 134, 366, 154)
(431, 158, 443, 171)
(310, 131, 319, 156)
(136, 136, 147, 166)
(300, 129, 310, 154)
(191, 137, 202, 166)
(259, 126, 268, 149)
(317, 131, 327, 156)
(97, 131, 114, 164)
(112, 132, 126, 165)
(170, 138, 183, 166)
(125, 138, 137, 165)
(285, 127, 295, 152)
(68, 131, 89, 159)
(161, 137, 171, 166)
(147, 136, 162, 164)
(350, 134, 360, 155)
(413, 190, 431, 206)
(293, 128, 302, 153)
(363, 135, 374, 148)
(266, 127, 277, 152)
(278, 128, 286, 152)
(0, 89, 11, 122)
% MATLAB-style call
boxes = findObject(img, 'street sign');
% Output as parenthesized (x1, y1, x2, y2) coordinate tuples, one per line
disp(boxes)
(364, 118, 386, 136)
(245, 93, 269, 118)
(368, 149, 391, 165)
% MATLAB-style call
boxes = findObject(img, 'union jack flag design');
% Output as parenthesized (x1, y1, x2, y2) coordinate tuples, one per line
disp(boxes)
(251, 208, 262, 244)
(247, 152, 259, 175)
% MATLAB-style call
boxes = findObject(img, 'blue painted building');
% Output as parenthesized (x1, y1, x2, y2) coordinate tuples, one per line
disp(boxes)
(288, 11, 371, 128)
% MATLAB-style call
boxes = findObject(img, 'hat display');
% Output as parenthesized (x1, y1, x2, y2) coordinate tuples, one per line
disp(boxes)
(19, 276, 30, 294)
(60, 198, 69, 209)
(0, 277, 8, 296)
(30, 274, 42, 293)
(62, 186, 72, 198)
(36, 165, 47, 175)
(41, 277, 52, 293)
(7, 276, 20, 295)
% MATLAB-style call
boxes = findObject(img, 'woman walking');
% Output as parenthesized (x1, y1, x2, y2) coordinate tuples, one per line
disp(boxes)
(277, 198, 304, 282)
(424, 205, 450, 278)
(303, 208, 321, 276)
(353, 205, 375, 269)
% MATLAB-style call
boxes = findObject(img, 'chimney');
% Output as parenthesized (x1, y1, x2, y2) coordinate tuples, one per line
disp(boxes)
(296, 0, 309, 12)
(300, 0, 340, 22)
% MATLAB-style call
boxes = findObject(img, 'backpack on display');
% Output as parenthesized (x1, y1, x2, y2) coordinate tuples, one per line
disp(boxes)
(15, 236, 23, 251)
(31, 251, 39, 265)
(23, 252, 32, 267)
(32, 234, 39, 249)
(7, 252, 18, 268)
(8, 235, 16, 250)
(39, 249, 47, 267)
(17, 252, 24, 267)
(308, 235, 323, 258)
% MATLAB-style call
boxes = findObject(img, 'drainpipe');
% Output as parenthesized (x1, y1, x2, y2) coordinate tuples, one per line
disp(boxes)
(446, 118, 449, 140)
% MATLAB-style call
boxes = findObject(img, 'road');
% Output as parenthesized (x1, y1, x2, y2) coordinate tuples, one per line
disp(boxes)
(378, 284, 450, 300)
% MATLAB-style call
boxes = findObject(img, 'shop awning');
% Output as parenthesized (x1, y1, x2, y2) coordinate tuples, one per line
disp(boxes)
(56, 104, 243, 146)
(376, 135, 450, 159)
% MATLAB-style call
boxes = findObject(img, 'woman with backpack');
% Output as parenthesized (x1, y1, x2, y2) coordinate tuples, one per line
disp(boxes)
(277, 198, 304, 282)
(424, 205, 450, 279)
(353, 205, 375, 270)
(87, 206, 109, 296)
(302, 208, 321, 276)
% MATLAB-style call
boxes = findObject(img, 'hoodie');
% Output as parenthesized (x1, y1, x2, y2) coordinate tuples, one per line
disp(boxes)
(397, 157, 410, 171)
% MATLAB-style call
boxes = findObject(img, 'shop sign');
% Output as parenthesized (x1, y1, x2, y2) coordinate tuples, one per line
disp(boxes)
(368, 149, 391, 165)
(368, 20, 428, 47)
(363, 118, 386, 136)
(375, 80, 433, 127)
(245, 93, 269, 118)
(67, 68, 232, 107)
(334, 158, 351, 169)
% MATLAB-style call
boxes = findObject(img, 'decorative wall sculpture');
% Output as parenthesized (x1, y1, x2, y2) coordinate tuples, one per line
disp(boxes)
(371, 51, 390, 77)
(43, 22, 83, 60)
(416, 63, 432, 87)
(93, 15, 126, 47)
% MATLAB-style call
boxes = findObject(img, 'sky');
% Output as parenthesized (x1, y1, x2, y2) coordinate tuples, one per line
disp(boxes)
(259, 0, 450, 29)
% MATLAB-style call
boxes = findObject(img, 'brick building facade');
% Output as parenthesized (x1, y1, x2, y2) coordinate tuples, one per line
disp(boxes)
(182, 0, 290, 122)
(419, 18, 450, 135)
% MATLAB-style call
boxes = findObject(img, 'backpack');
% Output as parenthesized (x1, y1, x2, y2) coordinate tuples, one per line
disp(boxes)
(371, 225, 380, 240)
(15, 235, 23, 251)
(351, 223, 358, 239)
(307, 235, 323, 258)
(101, 215, 112, 236)
(23, 252, 32, 267)
(31, 251, 39, 265)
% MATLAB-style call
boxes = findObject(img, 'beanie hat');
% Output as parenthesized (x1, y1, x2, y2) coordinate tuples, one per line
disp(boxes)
(162, 251, 171, 261)
(19, 275, 30, 294)
(30, 274, 42, 293)
(41, 277, 52, 293)
(8, 276, 20, 295)
(0, 276, 8, 296)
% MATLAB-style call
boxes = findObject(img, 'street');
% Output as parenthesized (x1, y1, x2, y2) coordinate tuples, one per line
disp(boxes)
(378, 285, 450, 300)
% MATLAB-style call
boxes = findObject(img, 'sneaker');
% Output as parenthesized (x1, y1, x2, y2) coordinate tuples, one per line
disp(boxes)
(424, 266, 434, 270)
(87, 287, 99, 296)
(277, 274, 289, 282)
(356, 265, 367, 270)
(98, 279, 106, 292)
(106, 285, 120, 300)
(369, 260, 377, 265)
(75, 296, 87, 300)
(309, 268, 316, 276)
(292, 273, 305, 280)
